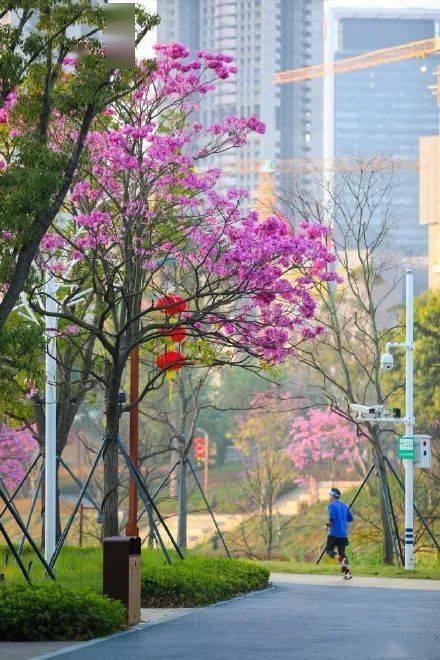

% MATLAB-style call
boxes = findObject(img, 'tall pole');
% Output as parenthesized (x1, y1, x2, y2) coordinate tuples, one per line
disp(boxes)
(126, 345, 139, 536)
(45, 275, 58, 563)
(404, 269, 414, 570)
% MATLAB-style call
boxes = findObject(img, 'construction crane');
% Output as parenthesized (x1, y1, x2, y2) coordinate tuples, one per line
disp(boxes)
(224, 156, 419, 176)
(274, 37, 440, 85)
(218, 38, 440, 180)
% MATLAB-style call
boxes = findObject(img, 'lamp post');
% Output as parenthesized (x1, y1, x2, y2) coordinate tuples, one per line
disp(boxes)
(44, 275, 58, 562)
(17, 281, 91, 562)
(404, 268, 414, 570)
(384, 268, 415, 570)
(351, 269, 415, 570)
(126, 345, 139, 537)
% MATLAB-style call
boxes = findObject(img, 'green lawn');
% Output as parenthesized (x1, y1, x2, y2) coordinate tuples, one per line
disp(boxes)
(0, 545, 270, 606)
(1, 545, 167, 592)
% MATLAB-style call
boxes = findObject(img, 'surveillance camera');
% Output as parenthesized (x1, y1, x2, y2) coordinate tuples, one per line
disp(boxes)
(350, 403, 382, 415)
(349, 403, 384, 421)
(380, 352, 394, 371)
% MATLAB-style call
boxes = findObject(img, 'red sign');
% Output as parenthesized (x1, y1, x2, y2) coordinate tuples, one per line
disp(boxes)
(194, 436, 207, 461)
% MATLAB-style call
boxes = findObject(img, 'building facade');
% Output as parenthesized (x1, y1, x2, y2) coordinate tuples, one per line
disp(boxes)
(335, 17, 440, 277)
(157, 0, 324, 192)
(325, 3, 440, 295)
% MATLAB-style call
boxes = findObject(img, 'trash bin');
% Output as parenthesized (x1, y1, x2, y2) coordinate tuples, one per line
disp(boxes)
(103, 536, 141, 625)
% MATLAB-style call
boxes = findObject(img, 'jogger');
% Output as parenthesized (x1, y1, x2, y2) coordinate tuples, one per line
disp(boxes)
(325, 487, 353, 580)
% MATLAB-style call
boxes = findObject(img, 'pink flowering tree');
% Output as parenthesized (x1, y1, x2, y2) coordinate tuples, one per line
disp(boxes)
(287, 408, 367, 480)
(0, 424, 37, 491)
(28, 43, 339, 536)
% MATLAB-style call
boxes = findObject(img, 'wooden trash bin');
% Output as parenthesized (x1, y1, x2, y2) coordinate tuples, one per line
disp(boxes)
(103, 536, 141, 625)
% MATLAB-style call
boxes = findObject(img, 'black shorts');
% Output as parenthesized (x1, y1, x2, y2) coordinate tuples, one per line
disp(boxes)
(325, 535, 349, 558)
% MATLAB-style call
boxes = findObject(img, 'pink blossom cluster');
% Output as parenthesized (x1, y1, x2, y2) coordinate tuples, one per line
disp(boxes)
(37, 42, 339, 365)
(0, 424, 37, 490)
(287, 408, 362, 471)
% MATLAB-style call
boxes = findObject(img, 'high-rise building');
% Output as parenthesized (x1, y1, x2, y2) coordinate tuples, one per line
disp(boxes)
(156, 0, 324, 192)
(324, 3, 440, 294)
(335, 18, 440, 264)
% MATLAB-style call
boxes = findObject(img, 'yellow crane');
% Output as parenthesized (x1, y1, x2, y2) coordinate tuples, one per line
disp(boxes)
(274, 37, 440, 85)
(224, 156, 419, 175)
(227, 38, 440, 176)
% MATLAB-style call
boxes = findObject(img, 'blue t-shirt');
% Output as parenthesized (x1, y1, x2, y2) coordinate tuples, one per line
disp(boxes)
(328, 500, 353, 538)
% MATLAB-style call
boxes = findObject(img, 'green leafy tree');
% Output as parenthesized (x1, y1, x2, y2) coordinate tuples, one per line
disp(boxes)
(388, 290, 440, 429)
(0, 1, 159, 331)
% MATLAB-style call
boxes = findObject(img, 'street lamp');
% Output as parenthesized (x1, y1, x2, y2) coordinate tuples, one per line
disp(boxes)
(17, 279, 91, 562)
(384, 268, 415, 570)
(350, 269, 415, 570)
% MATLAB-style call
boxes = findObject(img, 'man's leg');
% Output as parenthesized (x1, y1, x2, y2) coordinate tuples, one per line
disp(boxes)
(337, 539, 352, 579)
(325, 536, 337, 559)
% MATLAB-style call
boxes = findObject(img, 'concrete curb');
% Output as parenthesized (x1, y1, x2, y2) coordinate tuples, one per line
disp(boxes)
(33, 584, 274, 659)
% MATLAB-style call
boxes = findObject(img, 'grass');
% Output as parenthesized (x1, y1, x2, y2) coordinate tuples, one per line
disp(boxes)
(0, 545, 270, 606)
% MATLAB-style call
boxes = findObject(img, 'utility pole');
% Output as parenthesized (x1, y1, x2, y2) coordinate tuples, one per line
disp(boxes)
(45, 275, 58, 563)
(126, 345, 139, 537)
(351, 268, 416, 570)
(16, 278, 91, 563)
(404, 268, 414, 570)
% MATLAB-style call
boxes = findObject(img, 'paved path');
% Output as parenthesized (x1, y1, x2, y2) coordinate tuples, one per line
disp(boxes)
(34, 573, 440, 660)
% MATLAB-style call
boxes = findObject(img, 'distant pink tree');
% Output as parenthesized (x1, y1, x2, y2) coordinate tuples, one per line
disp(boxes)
(0, 424, 37, 491)
(287, 408, 367, 478)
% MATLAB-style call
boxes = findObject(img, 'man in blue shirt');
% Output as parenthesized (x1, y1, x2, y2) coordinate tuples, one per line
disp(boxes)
(325, 487, 353, 580)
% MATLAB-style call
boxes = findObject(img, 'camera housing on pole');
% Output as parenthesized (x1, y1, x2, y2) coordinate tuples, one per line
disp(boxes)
(349, 403, 410, 425)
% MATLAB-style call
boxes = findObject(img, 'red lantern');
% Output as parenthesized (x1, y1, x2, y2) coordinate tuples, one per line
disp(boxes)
(155, 350, 186, 371)
(165, 327, 187, 343)
(155, 295, 187, 316)
(194, 437, 206, 461)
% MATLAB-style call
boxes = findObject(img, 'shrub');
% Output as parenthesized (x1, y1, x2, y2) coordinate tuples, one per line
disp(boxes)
(141, 555, 270, 607)
(0, 583, 126, 641)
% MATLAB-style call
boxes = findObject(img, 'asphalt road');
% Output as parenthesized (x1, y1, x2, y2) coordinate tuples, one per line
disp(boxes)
(40, 574, 440, 660)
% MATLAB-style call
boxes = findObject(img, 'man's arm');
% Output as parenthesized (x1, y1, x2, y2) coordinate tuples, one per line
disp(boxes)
(326, 503, 335, 528)
(347, 508, 353, 523)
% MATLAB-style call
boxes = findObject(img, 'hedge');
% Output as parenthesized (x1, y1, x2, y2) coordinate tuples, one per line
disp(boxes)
(0, 583, 126, 641)
(141, 555, 270, 607)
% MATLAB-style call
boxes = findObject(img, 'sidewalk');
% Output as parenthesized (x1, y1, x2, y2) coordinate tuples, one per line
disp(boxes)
(271, 571, 440, 591)
(0, 607, 195, 660)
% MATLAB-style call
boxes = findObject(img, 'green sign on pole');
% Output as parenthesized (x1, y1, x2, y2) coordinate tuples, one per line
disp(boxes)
(397, 436, 414, 460)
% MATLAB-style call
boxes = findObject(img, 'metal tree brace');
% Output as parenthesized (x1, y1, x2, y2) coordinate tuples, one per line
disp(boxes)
(136, 456, 232, 559)
(0, 482, 55, 582)
(48, 435, 184, 572)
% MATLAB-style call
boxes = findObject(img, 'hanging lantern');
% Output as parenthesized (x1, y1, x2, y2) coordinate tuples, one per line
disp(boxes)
(155, 350, 186, 372)
(164, 327, 187, 343)
(155, 294, 187, 316)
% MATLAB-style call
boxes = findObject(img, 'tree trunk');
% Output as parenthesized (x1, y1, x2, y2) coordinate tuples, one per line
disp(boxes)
(103, 375, 122, 538)
(372, 439, 394, 565)
(177, 456, 188, 550)
(169, 444, 179, 498)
